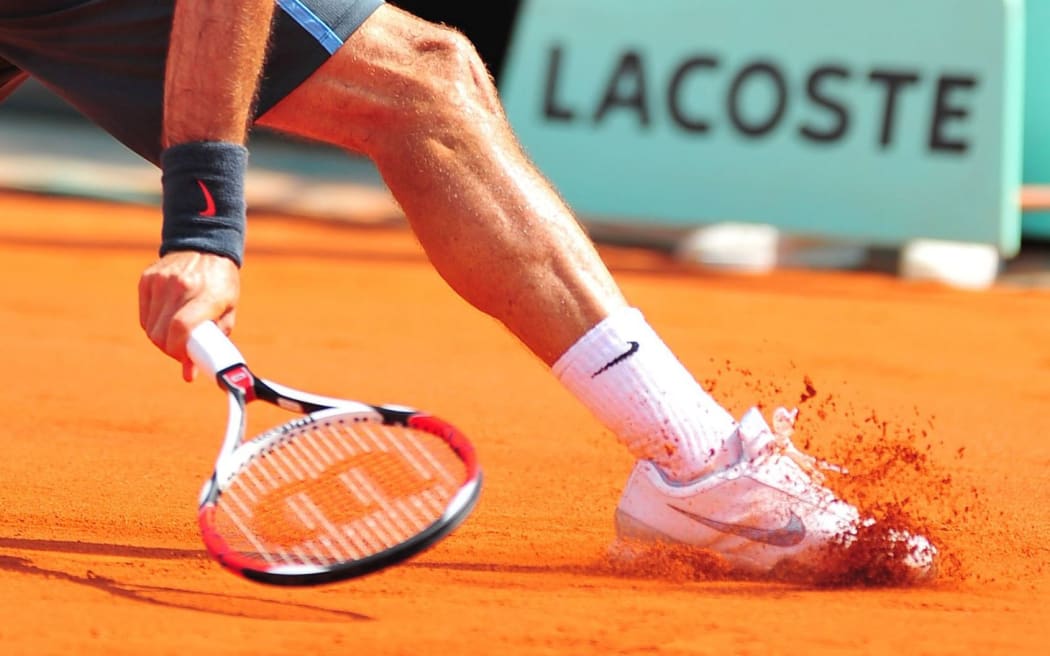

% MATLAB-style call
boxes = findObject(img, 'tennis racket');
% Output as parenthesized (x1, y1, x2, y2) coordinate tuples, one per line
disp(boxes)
(187, 321, 481, 586)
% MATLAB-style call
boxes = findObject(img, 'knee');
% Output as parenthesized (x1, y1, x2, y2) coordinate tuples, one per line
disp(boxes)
(399, 22, 503, 125)
(268, 10, 509, 155)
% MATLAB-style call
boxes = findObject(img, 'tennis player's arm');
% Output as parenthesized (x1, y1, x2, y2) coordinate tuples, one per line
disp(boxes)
(139, 1, 277, 379)
(163, 0, 276, 145)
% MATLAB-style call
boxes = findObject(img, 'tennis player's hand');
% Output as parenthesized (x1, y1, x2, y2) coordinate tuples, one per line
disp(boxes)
(138, 251, 240, 381)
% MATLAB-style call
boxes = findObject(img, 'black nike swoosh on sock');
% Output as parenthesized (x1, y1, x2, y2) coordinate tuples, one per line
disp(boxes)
(591, 341, 640, 378)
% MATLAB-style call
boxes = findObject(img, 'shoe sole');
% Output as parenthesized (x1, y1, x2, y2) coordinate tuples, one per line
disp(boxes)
(615, 507, 938, 584)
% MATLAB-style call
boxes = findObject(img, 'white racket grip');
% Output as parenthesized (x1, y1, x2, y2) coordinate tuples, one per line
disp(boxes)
(187, 321, 246, 379)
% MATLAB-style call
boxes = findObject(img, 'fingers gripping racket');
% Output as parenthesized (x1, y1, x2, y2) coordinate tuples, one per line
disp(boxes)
(187, 321, 481, 586)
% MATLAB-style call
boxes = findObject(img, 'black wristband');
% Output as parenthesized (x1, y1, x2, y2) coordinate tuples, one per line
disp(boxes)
(160, 141, 249, 267)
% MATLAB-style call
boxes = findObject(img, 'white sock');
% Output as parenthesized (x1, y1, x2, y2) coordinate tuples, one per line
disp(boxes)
(553, 306, 740, 481)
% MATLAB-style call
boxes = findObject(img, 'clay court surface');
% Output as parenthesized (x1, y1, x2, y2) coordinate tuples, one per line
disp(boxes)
(0, 190, 1047, 654)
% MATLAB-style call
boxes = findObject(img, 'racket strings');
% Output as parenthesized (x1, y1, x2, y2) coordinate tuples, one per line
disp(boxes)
(213, 419, 467, 567)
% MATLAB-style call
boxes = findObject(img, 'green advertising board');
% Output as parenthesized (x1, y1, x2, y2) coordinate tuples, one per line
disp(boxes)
(1023, 0, 1050, 236)
(501, 0, 1025, 254)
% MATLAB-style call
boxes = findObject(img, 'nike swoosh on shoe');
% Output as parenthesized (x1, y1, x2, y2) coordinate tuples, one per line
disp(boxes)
(666, 504, 807, 547)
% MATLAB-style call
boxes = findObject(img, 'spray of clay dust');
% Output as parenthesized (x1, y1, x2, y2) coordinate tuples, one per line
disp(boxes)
(601, 363, 984, 588)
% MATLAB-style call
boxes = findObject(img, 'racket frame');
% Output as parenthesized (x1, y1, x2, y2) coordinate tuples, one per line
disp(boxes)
(188, 322, 481, 586)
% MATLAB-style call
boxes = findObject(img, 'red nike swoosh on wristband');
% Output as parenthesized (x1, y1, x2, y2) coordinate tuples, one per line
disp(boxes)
(196, 179, 217, 217)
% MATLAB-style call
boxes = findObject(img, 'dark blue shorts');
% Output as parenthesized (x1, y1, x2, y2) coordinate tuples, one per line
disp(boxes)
(0, 0, 384, 163)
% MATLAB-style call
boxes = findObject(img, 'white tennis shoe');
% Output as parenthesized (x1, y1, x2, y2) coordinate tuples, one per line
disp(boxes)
(614, 407, 937, 581)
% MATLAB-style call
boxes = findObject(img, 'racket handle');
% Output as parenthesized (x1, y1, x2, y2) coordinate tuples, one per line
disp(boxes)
(187, 321, 246, 379)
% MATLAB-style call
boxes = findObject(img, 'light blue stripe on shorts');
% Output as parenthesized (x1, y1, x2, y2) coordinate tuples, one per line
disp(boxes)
(276, 0, 344, 54)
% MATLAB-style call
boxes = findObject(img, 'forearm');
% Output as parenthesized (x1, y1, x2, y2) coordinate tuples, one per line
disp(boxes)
(163, 0, 277, 146)
(158, 0, 277, 266)
(144, 2, 276, 369)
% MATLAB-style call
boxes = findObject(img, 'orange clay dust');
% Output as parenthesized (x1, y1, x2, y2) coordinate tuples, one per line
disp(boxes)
(0, 190, 1047, 655)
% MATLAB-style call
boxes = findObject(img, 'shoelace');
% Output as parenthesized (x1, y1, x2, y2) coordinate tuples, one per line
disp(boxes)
(770, 407, 847, 484)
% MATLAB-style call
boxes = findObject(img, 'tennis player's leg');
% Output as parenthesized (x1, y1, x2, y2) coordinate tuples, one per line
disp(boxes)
(261, 5, 619, 365)
(0, 0, 935, 578)
(257, 4, 937, 579)
(256, 3, 743, 480)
